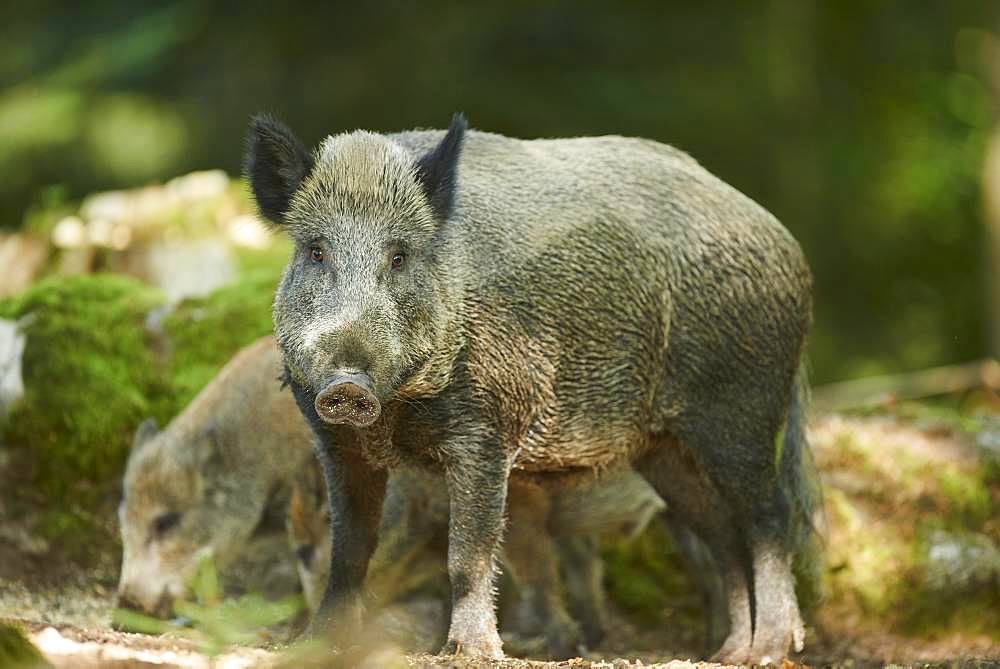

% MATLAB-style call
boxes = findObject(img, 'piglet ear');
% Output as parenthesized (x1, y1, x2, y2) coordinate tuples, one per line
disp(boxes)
(132, 417, 159, 449)
(243, 113, 315, 224)
(416, 113, 467, 222)
(195, 423, 225, 473)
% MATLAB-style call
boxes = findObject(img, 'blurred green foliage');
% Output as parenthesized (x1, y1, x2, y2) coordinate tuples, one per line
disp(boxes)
(0, 622, 50, 669)
(112, 555, 304, 656)
(602, 521, 703, 630)
(0, 2, 997, 383)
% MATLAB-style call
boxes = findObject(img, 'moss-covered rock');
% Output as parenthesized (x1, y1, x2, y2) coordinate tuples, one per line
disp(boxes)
(0, 275, 166, 503)
(158, 267, 281, 412)
(0, 264, 284, 521)
(0, 622, 50, 669)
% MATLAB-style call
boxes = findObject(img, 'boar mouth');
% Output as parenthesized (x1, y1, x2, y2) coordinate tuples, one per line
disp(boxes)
(314, 371, 381, 427)
(113, 590, 175, 625)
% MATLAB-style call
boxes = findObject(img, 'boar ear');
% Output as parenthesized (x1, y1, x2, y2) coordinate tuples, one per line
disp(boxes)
(132, 418, 159, 449)
(243, 112, 315, 224)
(416, 113, 467, 222)
(179, 423, 224, 473)
(196, 424, 225, 473)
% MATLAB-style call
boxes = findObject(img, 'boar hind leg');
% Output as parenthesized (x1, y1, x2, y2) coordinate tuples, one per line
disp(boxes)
(504, 479, 583, 658)
(635, 441, 753, 662)
(440, 447, 508, 659)
(744, 498, 805, 663)
(685, 427, 803, 665)
(555, 534, 607, 648)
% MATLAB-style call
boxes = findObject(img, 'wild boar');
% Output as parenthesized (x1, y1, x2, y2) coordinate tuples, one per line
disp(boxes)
(247, 113, 820, 663)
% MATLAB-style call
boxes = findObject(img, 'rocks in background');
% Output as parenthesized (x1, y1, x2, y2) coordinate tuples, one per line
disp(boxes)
(0, 319, 25, 421)
(923, 530, 1000, 594)
(130, 239, 236, 304)
(0, 275, 166, 502)
(976, 415, 1000, 471)
(810, 413, 998, 637)
(40, 170, 275, 303)
(0, 235, 48, 298)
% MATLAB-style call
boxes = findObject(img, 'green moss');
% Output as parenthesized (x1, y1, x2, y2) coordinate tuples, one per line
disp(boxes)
(0, 262, 283, 547)
(0, 274, 166, 503)
(602, 522, 702, 632)
(158, 267, 281, 413)
(937, 467, 991, 527)
(818, 415, 1000, 640)
(0, 622, 50, 669)
(893, 531, 1000, 638)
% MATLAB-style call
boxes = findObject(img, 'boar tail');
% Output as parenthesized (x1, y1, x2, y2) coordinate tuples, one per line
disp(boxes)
(780, 361, 825, 613)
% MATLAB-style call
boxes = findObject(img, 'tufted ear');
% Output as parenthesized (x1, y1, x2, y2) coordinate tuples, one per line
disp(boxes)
(195, 424, 224, 473)
(173, 422, 224, 474)
(243, 113, 315, 224)
(415, 113, 467, 222)
(132, 417, 159, 450)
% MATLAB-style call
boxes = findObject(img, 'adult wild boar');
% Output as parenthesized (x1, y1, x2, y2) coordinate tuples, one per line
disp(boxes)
(117, 336, 312, 617)
(246, 113, 820, 663)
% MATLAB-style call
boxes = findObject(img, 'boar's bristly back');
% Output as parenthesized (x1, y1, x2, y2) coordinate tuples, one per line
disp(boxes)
(243, 112, 315, 224)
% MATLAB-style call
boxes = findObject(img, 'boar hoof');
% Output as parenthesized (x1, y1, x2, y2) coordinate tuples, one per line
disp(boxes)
(544, 619, 586, 659)
(710, 631, 752, 665)
(440, 633, 504, 659)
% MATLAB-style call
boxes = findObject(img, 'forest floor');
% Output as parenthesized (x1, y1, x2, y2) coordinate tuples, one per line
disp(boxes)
(1, 413, 998, 668)
(2, 577, 995, 668)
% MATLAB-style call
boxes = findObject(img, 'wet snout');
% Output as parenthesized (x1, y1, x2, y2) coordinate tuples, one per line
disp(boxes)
(314, 372, 381, 426)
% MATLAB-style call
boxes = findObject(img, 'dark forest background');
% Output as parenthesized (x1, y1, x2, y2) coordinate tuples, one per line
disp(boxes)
(2, 1, 998, 384)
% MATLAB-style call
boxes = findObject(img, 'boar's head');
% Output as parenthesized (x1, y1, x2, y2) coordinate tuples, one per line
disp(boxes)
(245, 113, 466, 427)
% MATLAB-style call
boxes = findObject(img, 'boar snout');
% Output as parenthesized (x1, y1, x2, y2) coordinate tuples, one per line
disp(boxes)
(114, 589, 173, 625)
(314, 372, 381, 426)
(113, 593, 145, 622)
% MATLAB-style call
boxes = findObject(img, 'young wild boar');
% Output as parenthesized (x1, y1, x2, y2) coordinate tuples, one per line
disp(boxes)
(288, 459, 667, 656)
(246, 113, 820, 663)
(116, 336, 313, 617)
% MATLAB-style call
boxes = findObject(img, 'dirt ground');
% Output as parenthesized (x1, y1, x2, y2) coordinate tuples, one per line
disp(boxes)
(2, 542, 995, 668)
(2, 413, 998, 668)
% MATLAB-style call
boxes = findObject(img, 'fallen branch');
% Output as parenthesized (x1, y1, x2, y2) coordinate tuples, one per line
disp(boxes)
(811, 358, 1000, 413)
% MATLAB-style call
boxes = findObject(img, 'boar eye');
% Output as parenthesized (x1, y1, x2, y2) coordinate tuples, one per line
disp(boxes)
(309, 247, 324, 263)
(152, 511, 182, 537)
(390, 252, 405, 270)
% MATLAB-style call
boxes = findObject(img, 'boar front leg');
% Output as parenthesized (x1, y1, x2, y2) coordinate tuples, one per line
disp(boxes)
(440, 444, 508, 659)
(311, 440, 387, 646)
